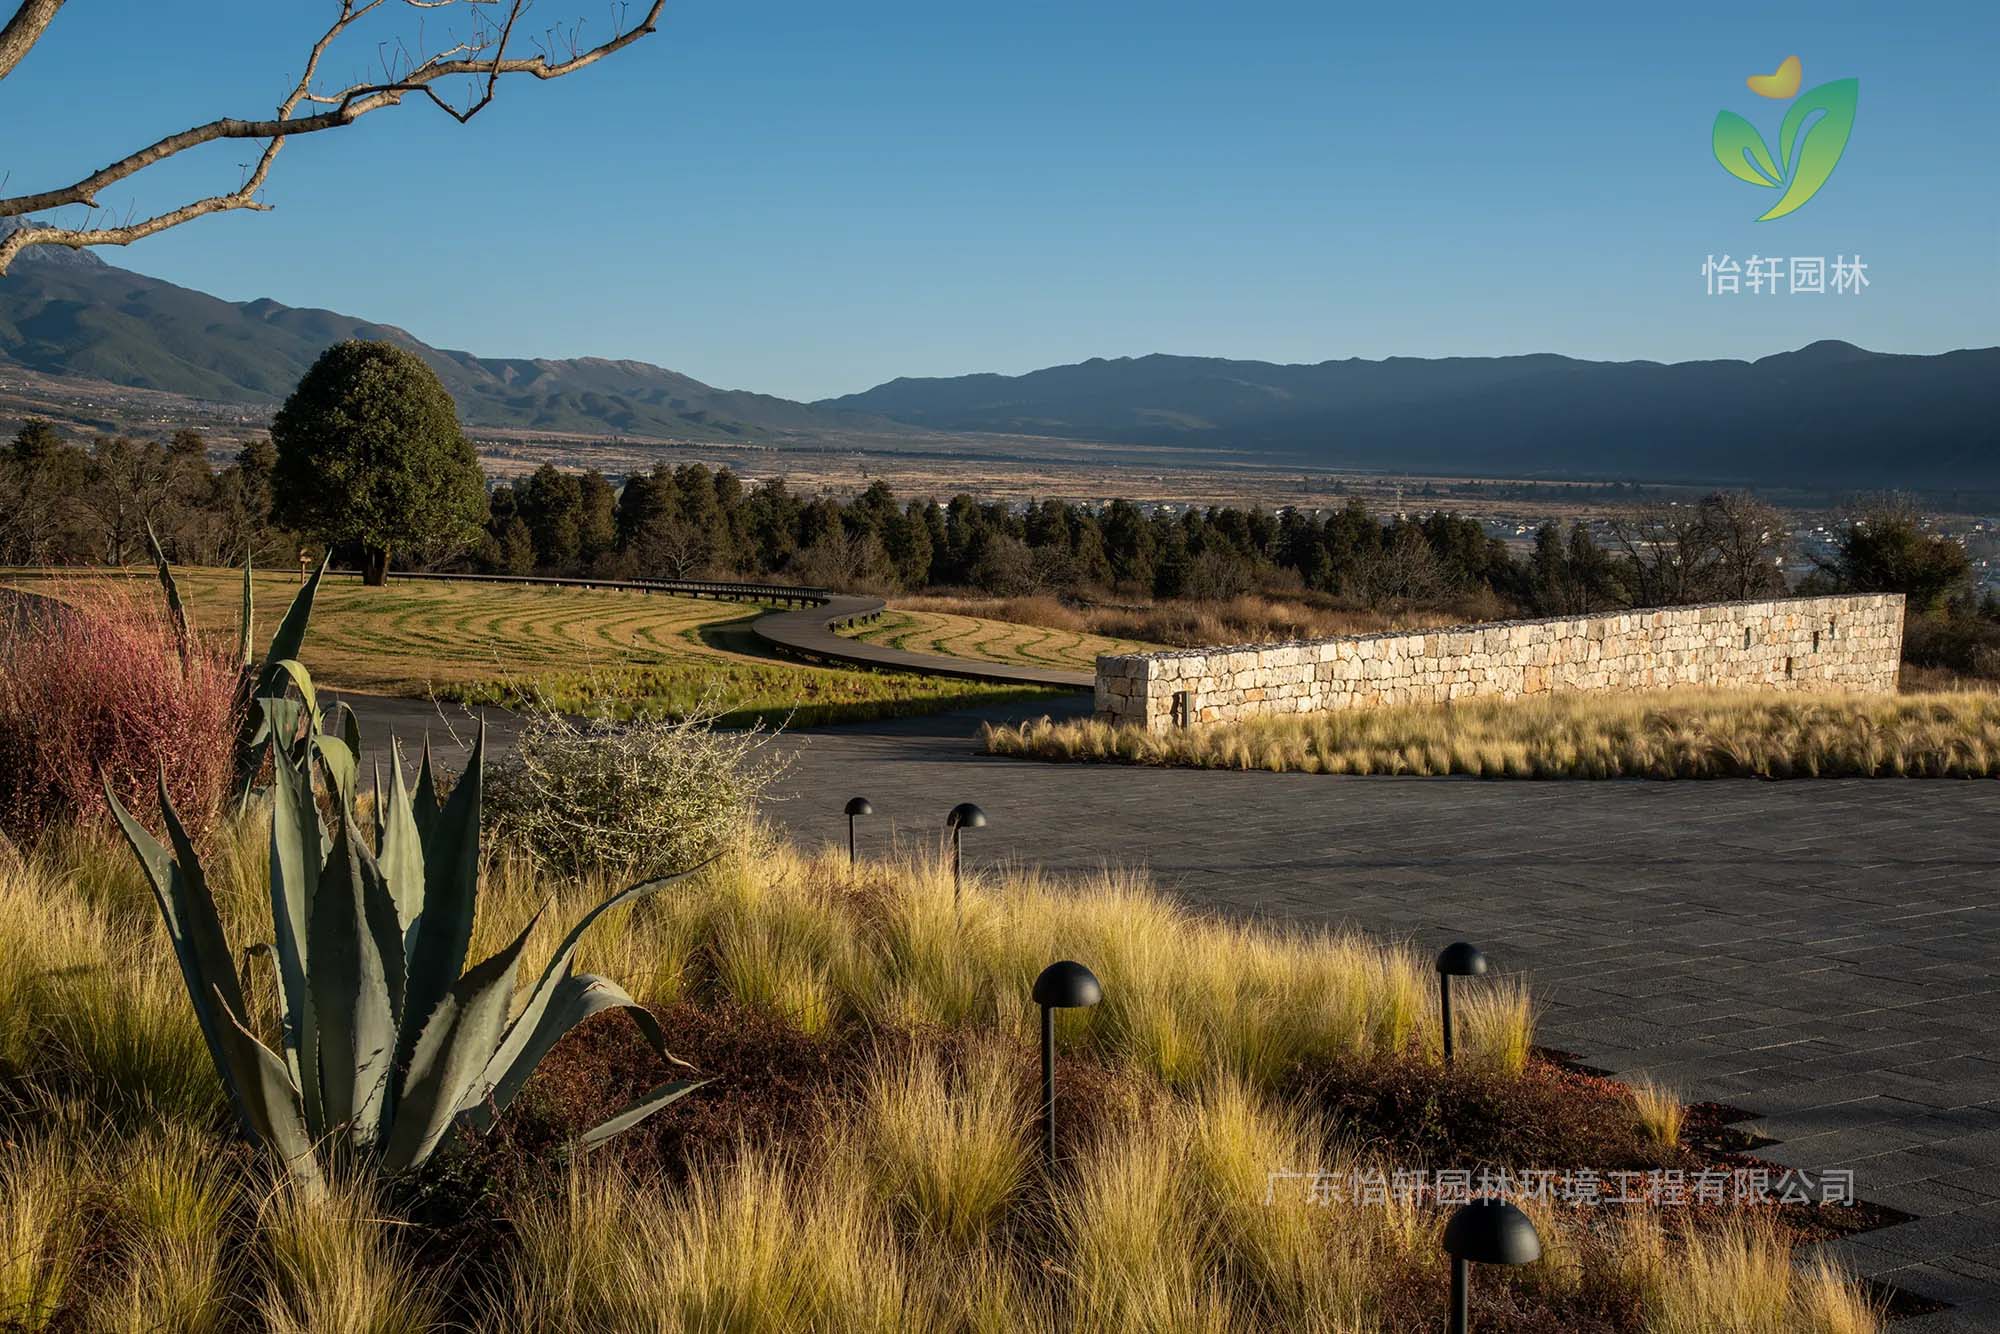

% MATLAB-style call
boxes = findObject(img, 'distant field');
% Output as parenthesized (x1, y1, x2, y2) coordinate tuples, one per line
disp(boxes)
(839, 604, 1158, 671)
(0, 568, 1057, 726)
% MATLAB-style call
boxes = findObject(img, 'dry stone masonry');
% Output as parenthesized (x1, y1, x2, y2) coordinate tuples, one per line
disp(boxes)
(1095, 595, 1905, 731)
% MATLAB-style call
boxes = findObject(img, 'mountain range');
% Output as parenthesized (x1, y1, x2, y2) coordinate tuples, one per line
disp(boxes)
(2, 230, 1995, 488)
(0, 233, 895, 443)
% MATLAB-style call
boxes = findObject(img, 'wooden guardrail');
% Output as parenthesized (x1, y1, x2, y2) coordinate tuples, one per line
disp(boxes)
(333, 569, 832, 607)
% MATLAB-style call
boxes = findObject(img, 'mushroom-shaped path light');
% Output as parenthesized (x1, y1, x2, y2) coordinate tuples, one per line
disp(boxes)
(843, 796, 873, 865)
(1032, 960, 1102, 1166)
(944, 802, 987, 902)
(1442, 1197, 1541, 1333)
(1434, 941, 1489, 1064)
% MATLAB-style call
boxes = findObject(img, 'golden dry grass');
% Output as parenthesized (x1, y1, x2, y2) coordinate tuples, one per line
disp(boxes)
(985, 688, 2000, 779)
(0, 814, 1884, 1333)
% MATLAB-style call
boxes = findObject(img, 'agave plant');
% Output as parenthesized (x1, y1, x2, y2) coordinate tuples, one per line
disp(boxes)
(106, 665, 704, 1190)
(145, 526, 330, 806)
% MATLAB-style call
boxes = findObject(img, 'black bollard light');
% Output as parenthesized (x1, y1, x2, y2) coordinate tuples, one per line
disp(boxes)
(945, 802, 987, 904)
(1442, 1197, 1541, 1333)
(843, 796, 873, 866)
(1032, 960, 1102, 1167)
(1435, 941, 1488, 1065)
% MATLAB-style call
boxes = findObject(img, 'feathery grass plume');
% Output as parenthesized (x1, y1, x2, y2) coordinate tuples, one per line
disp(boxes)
(504, 1152, 928, 1331)
(1616, 1211, 1882, 1333)
(1630, 1077, 1686, 1148)
(986, 688, 2000, 780)
(1055, 1113, 1236, 1332)
(0, 845, 222, 1126)
(0, 1136, 88, 1332)
(1454, 974, 1537, 1075)
(257, 1174, 438, 1334)
(851, 1039, 1032, 1245)
(91, 1123, 238, 1334)
(1181, 1077, 1373, 1329)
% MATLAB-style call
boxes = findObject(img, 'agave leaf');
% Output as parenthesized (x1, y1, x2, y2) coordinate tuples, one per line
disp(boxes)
(269, 660, 321, 731)
(459, 974, 670, 1134)
(380, 905, 541, 1173)
(370, 761, 385, 853)
(235, 554, 325, 804)
(257, 555, 327, 688)
(314, 733, 358, 810)
(1763, 78, 1858, 221)
(213, 987, 321, 1193)
(311, 812, 407, 1151)
(376, 741, 427, 947)
(268, 743, 324, 1132)
(397, 726, 484, 1072)
(413, 735, 441, 846)
(237, 557, 254, 669)
(104, 777, 260, 1142)
(572, 1079, 708, 1154)
(1711, 110, 1782, 188)
(145, 522, 194, 671)
(465, 861, 715, 1133)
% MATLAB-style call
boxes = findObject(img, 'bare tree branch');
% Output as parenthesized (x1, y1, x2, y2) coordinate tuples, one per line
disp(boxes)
(0, 0, 64, 82)
(0, 0, 663, 274)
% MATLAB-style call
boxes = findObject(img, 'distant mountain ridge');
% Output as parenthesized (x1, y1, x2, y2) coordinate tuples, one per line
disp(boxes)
(0, 232, 896, 442)
(822, 344, 2000, 487)
(2, 228, 1994, 487)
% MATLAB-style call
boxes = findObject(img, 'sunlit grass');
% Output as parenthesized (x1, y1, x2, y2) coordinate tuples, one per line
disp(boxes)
(986, 688, 2000, 779)
(0, 811, 1883, 1334)
(0, 566, 1062, 727)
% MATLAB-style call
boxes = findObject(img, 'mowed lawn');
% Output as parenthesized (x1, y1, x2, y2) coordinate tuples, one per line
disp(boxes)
(1, 568, 1060, 726)
(841, 604, 1159, 672)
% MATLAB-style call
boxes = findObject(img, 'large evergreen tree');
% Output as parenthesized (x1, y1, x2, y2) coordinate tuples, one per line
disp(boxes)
(270, 341, 487, 585)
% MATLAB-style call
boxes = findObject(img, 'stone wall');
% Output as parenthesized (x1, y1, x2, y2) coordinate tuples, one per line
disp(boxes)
(1094, 594, 1905, 731)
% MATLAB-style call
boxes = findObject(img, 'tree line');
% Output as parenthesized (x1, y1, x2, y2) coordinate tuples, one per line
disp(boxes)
(7, 409, 1981, 631)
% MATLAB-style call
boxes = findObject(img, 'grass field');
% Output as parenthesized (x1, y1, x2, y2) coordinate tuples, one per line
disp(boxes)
(985, 688, 2000, 779)
(840, 604, 1158, 672)
(0, 569, 1058, 726)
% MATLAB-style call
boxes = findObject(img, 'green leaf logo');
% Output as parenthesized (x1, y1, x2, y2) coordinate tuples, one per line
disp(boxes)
(1710, 64, 1858, 221)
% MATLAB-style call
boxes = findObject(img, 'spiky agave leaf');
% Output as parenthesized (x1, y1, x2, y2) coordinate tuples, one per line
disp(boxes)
(105, 774, 257, 1139)
(310, 809, 407, 1153)
(107, 774, 319, 1193)
(458, 859, 718, 1136)
(145, 522, 194, 672)
(395, 726, 484, 1076)
(234, 554, 329, 805)
(380, 906, 542, 1173)
(236, 556, 254, 669)
(267, 734, 325, 1132)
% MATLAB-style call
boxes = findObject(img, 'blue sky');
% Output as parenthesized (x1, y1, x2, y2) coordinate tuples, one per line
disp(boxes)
(5, 0, 1995, 399)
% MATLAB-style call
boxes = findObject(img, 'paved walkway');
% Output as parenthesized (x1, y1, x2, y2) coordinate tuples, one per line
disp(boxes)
(343, 691, 2000, 1329)
(750, 594, 1094, 688)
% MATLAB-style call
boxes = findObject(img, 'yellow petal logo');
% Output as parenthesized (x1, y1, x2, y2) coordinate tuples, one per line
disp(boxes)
(1712, 58, 1857, 220)
(1747, 55, 1802, 100)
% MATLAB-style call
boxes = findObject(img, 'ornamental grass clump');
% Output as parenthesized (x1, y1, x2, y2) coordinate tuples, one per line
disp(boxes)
(485, 694, 787, 881)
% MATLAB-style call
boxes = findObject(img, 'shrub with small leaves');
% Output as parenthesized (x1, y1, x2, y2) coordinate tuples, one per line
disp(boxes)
(486, 696, 787, 881)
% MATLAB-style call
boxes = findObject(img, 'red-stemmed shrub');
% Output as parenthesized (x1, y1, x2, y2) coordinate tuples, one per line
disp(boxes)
(0, 585, 241, 843)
